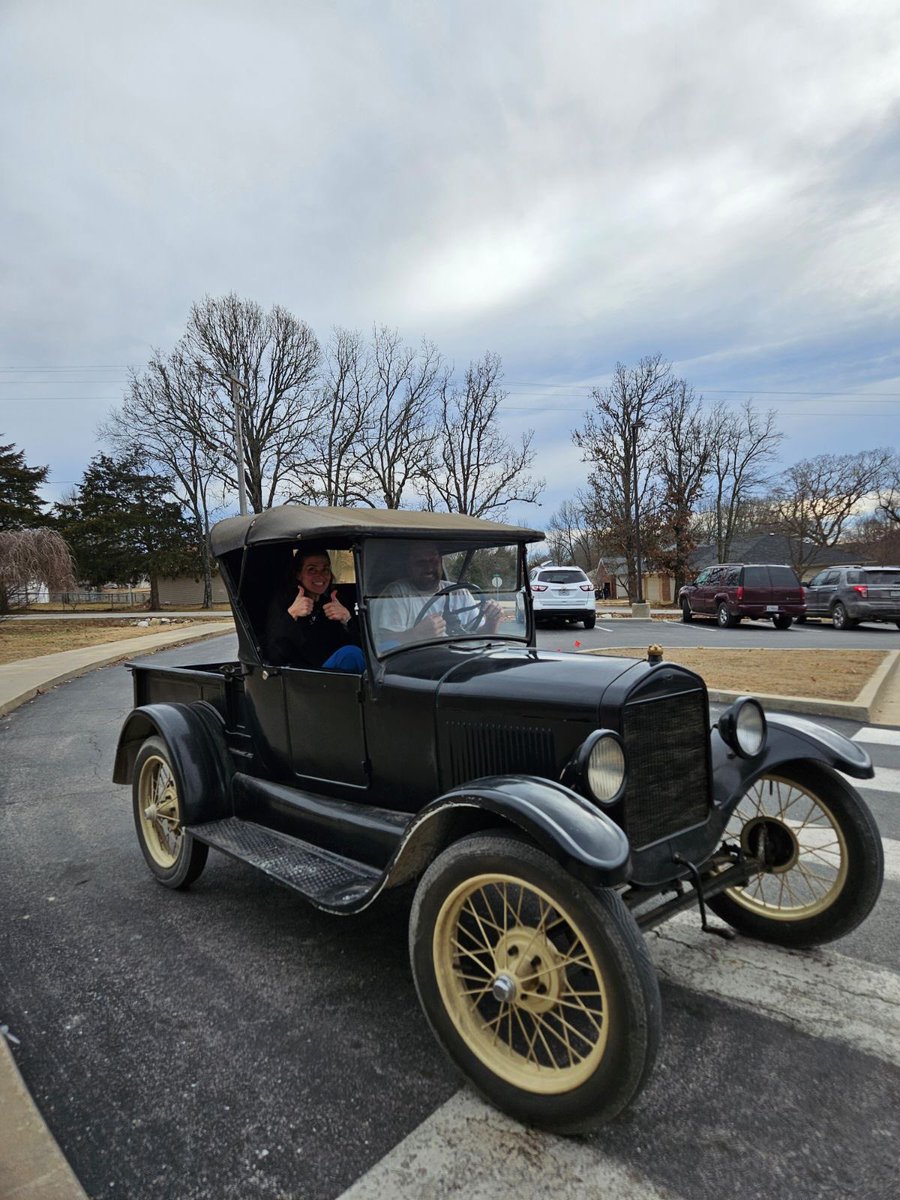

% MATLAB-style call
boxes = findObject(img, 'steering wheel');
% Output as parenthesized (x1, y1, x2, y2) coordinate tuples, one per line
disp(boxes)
(414, 583, 487, 634)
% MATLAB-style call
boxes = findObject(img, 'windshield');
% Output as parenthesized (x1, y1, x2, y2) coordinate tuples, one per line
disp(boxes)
(363, 538, 526, 655)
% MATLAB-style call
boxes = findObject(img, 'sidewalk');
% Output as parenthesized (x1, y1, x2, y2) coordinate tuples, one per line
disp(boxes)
(0, 624, 898, 1200)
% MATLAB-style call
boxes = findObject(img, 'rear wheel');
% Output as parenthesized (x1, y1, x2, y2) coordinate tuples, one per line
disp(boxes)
(681, 600, 693, 623)
(410, 833, 661, 1132)
(773, 614, 792, 630)
(832, 602, 856, 630)
(583, 612, 596, 629)
(132, 737, 208, 889)
(717, 602, 738, 629)
(708, 764, 883, 947)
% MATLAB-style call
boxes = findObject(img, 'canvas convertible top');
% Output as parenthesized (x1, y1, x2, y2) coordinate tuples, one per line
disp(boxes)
(209, 504, 545, 556)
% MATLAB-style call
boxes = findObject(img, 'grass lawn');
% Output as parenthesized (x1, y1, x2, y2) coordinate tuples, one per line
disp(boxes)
(585, 646, 888, 701)
(0, 619, 216, 665)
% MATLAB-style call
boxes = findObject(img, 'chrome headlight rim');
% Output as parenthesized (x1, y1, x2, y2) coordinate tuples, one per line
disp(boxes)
(717, 696, 767, 759)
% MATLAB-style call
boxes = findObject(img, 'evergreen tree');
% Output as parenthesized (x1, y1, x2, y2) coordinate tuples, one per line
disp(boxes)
(0, 438, 49, 530)
(55, 451, 198, 608)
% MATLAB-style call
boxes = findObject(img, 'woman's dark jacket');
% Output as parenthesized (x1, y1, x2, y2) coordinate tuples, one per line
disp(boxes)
(265, 586, 360, 668)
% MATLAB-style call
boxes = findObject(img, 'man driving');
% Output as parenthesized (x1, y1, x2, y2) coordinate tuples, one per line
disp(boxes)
(374, 541, 503, 646)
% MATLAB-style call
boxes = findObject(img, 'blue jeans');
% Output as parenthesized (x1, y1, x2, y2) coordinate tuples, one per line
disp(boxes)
(321, 645, 365, 672)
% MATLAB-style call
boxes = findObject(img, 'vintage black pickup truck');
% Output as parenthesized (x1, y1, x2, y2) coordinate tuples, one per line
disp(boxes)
(114, 505, 884, 1132)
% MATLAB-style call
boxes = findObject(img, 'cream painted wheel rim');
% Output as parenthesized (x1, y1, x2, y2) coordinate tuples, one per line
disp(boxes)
(724, 775, 849, 920)
(433, 873, 610, 1094)
(137, 754, 183, 869)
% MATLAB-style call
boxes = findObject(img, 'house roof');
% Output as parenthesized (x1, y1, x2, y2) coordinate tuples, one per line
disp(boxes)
(688, 533, 878, 574)
(209, 504, 544, 556)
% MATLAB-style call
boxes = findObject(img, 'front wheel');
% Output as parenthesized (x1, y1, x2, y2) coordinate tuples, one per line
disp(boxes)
(681, 600, 693, 623)
(132, 737, 209, 889)
(409, 833, 661, 1133)
(708, 764, 884, 947)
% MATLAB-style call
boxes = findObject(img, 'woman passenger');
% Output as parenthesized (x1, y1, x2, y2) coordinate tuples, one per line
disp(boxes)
(266, 545, 364, 671)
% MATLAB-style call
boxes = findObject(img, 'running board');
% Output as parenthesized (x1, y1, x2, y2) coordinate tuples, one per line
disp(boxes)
(187, 817, 382, 910)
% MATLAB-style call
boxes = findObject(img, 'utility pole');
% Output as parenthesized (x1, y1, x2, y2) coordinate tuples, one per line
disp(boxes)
(631, 422, 644, 604)
(228, 368, 248, 516)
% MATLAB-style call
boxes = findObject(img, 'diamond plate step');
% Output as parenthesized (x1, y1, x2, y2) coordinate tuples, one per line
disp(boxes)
(188, 817, 382, 910)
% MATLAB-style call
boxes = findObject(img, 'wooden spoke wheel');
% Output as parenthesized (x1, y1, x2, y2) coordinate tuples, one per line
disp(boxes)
(132, 736, 208, 889)
(410, 833, 661, 1133)
(709, 765, 884, 946)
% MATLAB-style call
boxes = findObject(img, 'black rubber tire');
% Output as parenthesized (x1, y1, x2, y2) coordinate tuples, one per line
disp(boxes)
(832, 602, 856, 631)
(132, 736, 209, 889)
(772, 614, 793, 630)
(583, 612, 597, 629)
(681, 600, 693, 623)
(717, 602, 738, 629)
(409, 832, 661, 1133)
(707, 763, 884, 947)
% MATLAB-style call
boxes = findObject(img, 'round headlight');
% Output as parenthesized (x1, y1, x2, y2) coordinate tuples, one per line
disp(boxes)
(717, 697, 767, 758)
(586, 733, 626, 804)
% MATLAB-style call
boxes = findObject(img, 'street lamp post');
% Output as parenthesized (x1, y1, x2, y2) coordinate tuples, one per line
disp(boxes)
(228, 369, 249, 517)
(631, 422, 644, 605)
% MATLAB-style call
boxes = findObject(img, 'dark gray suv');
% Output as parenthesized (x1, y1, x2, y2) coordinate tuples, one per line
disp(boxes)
(803, 566, 900, 630)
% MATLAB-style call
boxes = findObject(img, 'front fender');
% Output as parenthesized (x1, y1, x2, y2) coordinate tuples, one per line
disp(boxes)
(711, 711, 873, 811)
(384, 774, 631, 890)
(112, 702, 232, 824)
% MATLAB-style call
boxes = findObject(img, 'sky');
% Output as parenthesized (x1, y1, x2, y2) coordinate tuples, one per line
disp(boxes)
(1, 0, 899, 531)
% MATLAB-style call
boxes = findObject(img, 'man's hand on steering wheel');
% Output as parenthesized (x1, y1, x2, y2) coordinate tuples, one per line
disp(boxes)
(413, 582, 488, 635)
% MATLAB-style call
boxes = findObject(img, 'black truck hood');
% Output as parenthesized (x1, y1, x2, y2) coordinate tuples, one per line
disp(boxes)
(432, 645, 646, 721)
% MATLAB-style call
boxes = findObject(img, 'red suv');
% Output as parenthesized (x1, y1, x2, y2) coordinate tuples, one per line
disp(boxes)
(679, 563, 806, 629)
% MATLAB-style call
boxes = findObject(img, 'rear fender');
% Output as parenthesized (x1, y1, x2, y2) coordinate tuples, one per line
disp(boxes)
(113, 702, 232, 823)
(712, 711, 873, 812)
(384, 774, 631, 890)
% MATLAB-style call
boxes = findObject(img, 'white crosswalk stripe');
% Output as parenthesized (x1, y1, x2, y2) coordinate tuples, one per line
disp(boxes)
(852, 726, 900, 747)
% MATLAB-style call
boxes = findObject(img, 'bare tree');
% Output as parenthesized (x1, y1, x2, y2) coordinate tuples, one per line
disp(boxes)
(290, 327, 376, 507)
(573, 354, 679, 599)
(545, 495, 602, 570)
(185, 293, 323, 511)
(356, 327, 446, 509)
(0, 529, 76, 614)
(422, 352, 544, 518)
(102, 348, 224, 606)
(770, 449, 894, 573)
(652, 381, 712, 592)
(703, 401, 783, 560)
(877, 451, 900, 526)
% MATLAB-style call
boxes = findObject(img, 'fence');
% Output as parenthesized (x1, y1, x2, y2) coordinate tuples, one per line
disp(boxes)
(46, 590, 152, 607)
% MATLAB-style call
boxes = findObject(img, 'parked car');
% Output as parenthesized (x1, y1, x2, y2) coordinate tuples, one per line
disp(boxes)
(802, 565, 900, 630)
(679, 563, 805, 629)
(516, 563, 596, 628)
(114, 507, 883, 1133)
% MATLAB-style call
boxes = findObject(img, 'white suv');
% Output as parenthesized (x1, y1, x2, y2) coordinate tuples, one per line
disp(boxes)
(518, 565, 597, 628)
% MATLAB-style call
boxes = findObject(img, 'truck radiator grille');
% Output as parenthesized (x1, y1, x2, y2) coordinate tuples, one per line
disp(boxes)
(621, 690, 710, 848)
(447, 722, 555, 786)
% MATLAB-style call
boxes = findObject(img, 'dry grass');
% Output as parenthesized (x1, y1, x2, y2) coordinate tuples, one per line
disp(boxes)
(585, 646, 888, 700)
(0, 619, 204, 664)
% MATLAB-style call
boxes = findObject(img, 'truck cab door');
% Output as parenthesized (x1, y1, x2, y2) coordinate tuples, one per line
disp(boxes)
(283, 667, 368, 790)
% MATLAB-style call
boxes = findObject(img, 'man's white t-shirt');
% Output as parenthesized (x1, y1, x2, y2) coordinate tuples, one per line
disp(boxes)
(373, 579, 479, 644)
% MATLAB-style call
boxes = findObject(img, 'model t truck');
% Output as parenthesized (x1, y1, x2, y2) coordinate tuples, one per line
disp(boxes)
(114, 506, 884, 1132)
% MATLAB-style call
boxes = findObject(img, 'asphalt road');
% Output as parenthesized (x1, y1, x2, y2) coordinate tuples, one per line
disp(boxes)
(1, 632, 898, 1200)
